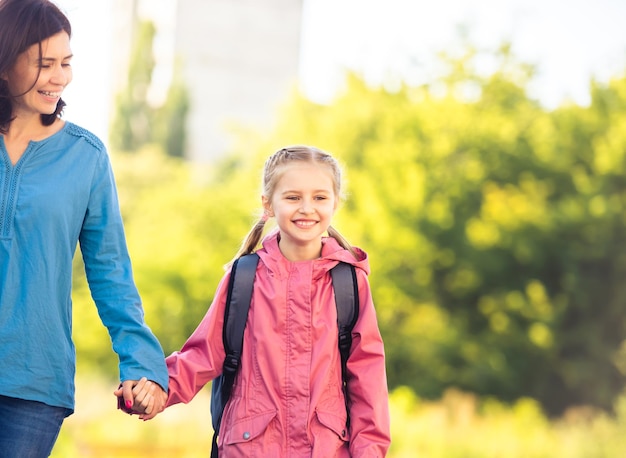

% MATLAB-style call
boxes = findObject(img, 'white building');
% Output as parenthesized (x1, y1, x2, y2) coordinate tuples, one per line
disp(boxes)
(61, 0, 304, 160)
(174, 0, 303, 162)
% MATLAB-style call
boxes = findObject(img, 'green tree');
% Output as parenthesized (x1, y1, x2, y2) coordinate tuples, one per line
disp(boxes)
(263, 48, 626, 415)
(109, 20, 189, 158)
(112, 147, 260, 352)
(109, 20, 156, 152)
(75, 42, 626, 416)
(153, 63, 190, 158)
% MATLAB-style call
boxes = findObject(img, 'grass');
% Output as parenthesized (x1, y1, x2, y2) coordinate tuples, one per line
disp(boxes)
(51, 378, 626, 457)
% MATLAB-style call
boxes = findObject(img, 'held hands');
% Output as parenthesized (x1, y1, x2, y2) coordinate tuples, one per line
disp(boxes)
(114, 377, 167, 420)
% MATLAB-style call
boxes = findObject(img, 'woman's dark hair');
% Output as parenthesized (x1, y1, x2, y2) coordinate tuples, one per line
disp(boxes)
(0, 0, 72, 133)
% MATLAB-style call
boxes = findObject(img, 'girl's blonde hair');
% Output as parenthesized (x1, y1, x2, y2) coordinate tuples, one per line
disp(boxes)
(226, 145, 356, 267)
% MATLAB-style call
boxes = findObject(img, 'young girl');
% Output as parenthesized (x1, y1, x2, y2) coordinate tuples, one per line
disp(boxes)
(164, 146, 390, 456)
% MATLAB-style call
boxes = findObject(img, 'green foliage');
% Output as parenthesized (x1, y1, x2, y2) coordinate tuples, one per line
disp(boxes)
(109, 21, 190, 158)
(109, 21, 156, 151)
(265, 47, 626, 415)
(386, 386, 626, 457)
(153, 62, 190, 158)
(72, 146, 260, 372)
(73, 43, 626, 416)
(110, 146, 260, 352)
(72, 256, 118, 375)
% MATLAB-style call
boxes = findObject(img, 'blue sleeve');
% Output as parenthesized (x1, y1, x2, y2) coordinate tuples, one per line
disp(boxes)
(78, 150, 168, 390)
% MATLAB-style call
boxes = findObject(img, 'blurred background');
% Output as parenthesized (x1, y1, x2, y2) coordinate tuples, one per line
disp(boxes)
(49, 0, 626, 456)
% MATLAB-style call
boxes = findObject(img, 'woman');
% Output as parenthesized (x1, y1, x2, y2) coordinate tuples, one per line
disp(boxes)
(0, 0, 167, 455)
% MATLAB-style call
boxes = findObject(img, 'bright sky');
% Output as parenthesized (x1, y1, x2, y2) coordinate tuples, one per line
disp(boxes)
(55, 0, 626, 141)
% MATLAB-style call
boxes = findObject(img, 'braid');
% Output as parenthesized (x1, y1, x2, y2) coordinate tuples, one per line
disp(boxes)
(225, 215, 267, 269)
(327, 225, 358, 260)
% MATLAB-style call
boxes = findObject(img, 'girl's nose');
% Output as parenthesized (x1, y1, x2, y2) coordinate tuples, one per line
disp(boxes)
(299, 200, 313, 213)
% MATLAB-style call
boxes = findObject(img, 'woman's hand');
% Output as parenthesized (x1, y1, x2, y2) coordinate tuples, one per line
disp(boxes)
(114, 377, 168, 420)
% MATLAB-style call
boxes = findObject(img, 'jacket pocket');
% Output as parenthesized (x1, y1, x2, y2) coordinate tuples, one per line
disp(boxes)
(312, 409, 351, 458)
(222, 410, 277, 445)
(315, 408, 350, 442)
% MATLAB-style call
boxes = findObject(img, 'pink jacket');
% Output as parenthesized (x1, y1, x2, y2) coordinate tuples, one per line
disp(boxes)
(166, 231, 391, 457)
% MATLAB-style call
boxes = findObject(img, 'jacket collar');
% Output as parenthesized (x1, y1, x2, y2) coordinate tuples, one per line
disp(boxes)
(256, 230, 370, 280)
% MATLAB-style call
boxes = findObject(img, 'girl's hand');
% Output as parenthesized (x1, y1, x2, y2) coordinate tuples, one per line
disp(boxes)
(114, 377, 167, 420)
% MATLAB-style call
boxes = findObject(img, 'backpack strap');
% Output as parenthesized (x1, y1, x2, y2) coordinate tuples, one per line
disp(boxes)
(330, 262, 359, 430)
(210, 253, 259, 458)
(222, 254, 259, 368)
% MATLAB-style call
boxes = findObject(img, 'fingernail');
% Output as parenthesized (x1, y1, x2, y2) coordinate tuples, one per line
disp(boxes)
(126, 400, 133, 409)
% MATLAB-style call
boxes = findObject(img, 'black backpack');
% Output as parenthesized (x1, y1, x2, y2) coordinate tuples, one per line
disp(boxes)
(210, 253, 359, 457)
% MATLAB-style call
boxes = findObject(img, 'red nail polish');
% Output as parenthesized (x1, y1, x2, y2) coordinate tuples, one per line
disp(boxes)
(126, 400, 133, 409)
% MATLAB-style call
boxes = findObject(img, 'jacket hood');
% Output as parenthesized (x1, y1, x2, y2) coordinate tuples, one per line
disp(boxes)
(255, 230, 370, 281)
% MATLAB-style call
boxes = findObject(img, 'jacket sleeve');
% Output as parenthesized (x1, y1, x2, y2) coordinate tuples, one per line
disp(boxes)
(165, 272, 230, 406)
(79, 150, 168, 391)
(346, 270, 391, 457)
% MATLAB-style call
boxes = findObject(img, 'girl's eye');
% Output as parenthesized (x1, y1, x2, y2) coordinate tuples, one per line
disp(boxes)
(286, 196, 299, 201)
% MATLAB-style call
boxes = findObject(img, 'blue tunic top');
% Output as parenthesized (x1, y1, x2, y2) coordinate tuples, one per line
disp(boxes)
(0, 122, 168, 412)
